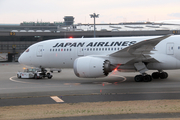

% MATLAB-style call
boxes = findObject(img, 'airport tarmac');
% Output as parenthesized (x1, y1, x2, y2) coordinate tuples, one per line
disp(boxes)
(1, 62, 180, 119)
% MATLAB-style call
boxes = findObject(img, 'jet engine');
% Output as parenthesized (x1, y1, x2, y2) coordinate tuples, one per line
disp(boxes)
(73, 56, 112, 78)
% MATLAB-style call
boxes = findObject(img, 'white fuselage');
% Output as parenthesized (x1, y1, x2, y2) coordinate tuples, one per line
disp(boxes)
(19, 35, 180, 71)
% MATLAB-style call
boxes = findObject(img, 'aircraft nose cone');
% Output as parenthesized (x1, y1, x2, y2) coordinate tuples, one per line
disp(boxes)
(18, 53, 26, 64)
(18, 52, 31, 66)
(18, 55, 22, 64)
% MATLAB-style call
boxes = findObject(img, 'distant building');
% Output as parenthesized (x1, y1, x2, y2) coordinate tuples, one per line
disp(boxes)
(63, 16, 74, 26)
(20, 16, 75, 26)
(20, 21, 63, 26)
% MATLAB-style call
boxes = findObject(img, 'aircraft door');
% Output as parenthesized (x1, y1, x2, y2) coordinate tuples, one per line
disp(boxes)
(77, 47, 84, 56)
(36, 45, 43, 57)
(166, 43, 174, 55)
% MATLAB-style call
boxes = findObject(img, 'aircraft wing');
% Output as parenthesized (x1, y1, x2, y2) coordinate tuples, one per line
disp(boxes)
(109, 35, 171, 64)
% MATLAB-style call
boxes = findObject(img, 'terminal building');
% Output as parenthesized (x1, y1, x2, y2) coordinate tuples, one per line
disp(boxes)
(0, 16, 180, 62)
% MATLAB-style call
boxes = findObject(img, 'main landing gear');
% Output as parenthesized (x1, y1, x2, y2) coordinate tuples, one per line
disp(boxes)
(134, 74, 152, 82)
(134, 71, 168, 82)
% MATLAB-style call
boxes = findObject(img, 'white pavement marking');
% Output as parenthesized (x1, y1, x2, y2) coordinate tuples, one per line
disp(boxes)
(51, 96, 64, 103)
(111, 75, 127, 83)
(9, 76, 31, 83)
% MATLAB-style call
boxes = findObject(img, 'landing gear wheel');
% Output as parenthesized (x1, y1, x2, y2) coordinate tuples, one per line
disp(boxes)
(159, 72, 168, 79)
(134, 75, 143, 82)
(134, 74, 152, 82)
(152, 71, 168, 79)
(152, 72, 160, 79)
(164, 72, 168, 78)
(143, 75, 152, 82)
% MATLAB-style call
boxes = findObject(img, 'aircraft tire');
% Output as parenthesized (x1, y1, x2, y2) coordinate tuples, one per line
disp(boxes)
(143, 75, 152, 82)
(152, 72, 160, 79)
(159, 72, 168, 79)
(134, 75, 143, 82)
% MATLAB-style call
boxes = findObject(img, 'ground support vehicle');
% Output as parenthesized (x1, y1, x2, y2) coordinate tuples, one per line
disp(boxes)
(17, 68, 52, 79)
(50, 68, 61, 73)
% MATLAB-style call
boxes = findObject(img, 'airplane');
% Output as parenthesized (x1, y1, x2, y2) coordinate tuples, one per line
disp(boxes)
(18, 34, 180, 82)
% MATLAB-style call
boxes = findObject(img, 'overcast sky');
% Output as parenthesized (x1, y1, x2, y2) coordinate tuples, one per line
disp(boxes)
(0, 0, 180, 24)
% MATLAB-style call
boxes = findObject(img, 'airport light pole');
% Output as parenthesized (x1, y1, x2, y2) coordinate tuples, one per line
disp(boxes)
(90, 13, 99, 38)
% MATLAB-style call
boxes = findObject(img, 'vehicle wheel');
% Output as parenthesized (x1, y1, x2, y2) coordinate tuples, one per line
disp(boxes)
(143, 75, 152, 82)
(134, 75, 143, 82)
(17, 74, 21, 78)
(48, 75, 52, 79)
(152, 72, 160, 79)
(34, 74, 38, 79)
(47, 73, 52, 79)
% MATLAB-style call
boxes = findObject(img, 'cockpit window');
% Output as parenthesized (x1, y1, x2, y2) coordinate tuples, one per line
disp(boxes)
(26, 49, 29, 52)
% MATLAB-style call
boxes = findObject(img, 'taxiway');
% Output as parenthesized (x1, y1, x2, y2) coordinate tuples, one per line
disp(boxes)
(0, 62, 180, 105)
(1, 62, 180, 119)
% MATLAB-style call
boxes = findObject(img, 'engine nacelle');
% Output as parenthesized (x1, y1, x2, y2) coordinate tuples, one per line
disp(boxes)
(73, 56, 112, 78)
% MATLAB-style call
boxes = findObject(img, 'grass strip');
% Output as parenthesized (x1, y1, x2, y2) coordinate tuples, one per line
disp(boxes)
(0, 100, 180, 120)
